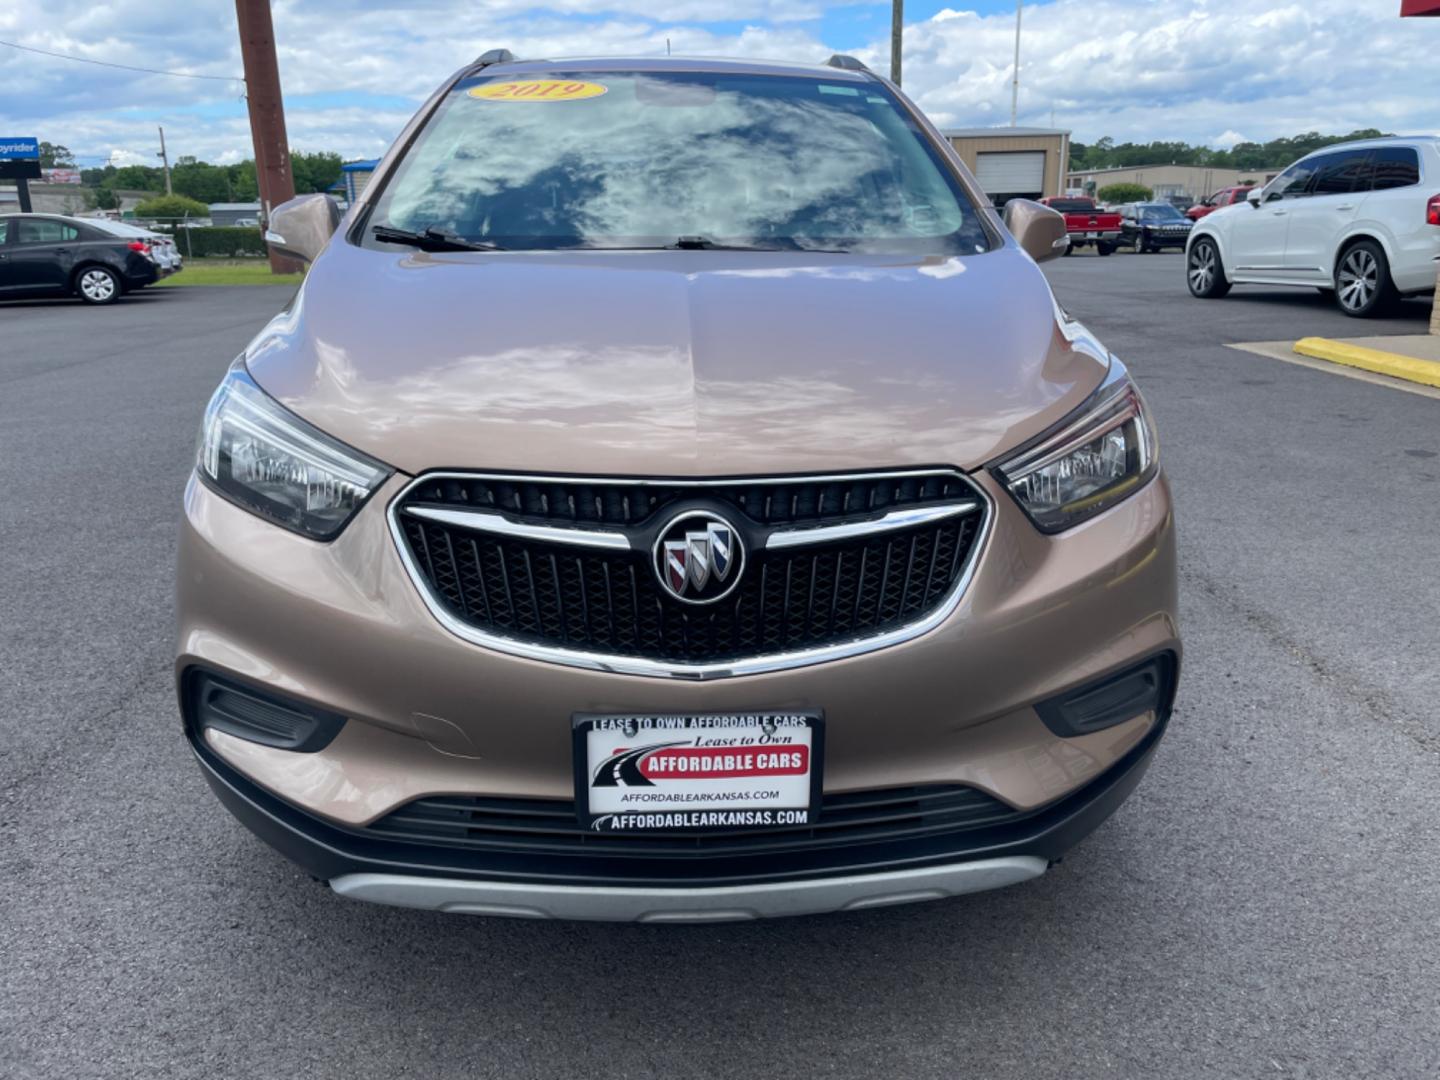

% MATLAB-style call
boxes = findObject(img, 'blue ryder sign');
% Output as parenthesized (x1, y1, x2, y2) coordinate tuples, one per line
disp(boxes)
(0, 137, 40, 160)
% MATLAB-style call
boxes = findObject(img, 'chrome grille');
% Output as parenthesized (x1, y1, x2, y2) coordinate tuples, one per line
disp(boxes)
(389, 470, 989, 677)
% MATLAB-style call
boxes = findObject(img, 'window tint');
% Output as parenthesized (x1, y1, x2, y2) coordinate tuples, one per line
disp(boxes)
(1369, 147, 1420, 191)
(0, 220, 10, 246)
(1139, 204, 1184, 221)
(1046, 199, 1095, 212)
(1273, 159, 1319, 199)
(17, 219, 79, 244)
(1311, 150, 1371, 196)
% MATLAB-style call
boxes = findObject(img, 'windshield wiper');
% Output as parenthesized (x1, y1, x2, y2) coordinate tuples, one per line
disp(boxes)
(371, 225, 504, 252)
(673, 235, 781, 251)
(671, 235, 849, 252)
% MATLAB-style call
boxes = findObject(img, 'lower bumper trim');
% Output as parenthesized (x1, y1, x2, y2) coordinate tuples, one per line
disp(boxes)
(330, 856, 1048, 922)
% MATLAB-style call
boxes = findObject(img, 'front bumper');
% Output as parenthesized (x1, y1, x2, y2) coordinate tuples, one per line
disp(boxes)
(190, 706, 1166, 920)
(1142, 230, 1192, 248)
(178, 462, 1180, 916)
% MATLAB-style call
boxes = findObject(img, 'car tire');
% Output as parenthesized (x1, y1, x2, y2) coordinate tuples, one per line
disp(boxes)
(1097, 242, 1114, 256)
(1334, 240, 1397, 318)
(1063, 243, 1074, 256)
(1133, 233, 1147, 254)
(1186, 237, 1231, 299)
(74, 265, 122, 305)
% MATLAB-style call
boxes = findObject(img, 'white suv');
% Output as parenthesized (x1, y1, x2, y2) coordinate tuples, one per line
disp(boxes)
(1186, 136, 1440, 317)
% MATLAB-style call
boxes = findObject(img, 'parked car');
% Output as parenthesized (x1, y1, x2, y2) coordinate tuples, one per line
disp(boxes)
(1038, 196, 1123, 255)
(179, 52, 1179, 922)
(87, 218, 184, 276)
(1187, 136, 1440, 316)
(0, 213, 159, 304)
(1118, 202, 1194, 253)
(1187, 186, 1256, 221)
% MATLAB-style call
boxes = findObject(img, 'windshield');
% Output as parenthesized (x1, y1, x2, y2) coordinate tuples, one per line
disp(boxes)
(1139, 205, 1185, 221)
(365, 70, 992, 254)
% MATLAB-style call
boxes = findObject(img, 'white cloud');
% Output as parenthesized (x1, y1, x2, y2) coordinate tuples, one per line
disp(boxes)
(1211, 130, 1248, 150)
(1, 0, 1437, 168)
(878, 0, 1440, 146)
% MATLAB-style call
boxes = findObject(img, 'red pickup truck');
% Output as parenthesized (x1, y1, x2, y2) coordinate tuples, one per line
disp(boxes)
(1186, 185, 1256, 220)
(1038, 196, 1124, 255)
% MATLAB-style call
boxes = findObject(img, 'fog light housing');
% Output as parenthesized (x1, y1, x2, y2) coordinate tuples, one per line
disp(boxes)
(185, 669, 346, 753)
(1034, 654, 1176, 738)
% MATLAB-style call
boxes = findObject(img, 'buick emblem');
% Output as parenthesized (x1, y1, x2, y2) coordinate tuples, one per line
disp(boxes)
(653, 511, 745, 604)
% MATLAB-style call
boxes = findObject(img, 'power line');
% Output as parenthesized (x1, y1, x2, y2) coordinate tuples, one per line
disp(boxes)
(0, 38, 243, 82)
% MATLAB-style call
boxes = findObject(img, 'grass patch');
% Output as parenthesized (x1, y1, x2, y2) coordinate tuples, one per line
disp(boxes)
(155, 259, 304, 287)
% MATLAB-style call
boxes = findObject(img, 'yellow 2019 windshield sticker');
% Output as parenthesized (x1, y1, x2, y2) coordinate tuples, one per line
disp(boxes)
(469, 80, 608, 102)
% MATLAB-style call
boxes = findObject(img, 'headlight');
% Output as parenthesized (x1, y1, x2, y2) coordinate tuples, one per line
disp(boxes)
(993, 362, 1158, 533)
(198, 361, 392, 539)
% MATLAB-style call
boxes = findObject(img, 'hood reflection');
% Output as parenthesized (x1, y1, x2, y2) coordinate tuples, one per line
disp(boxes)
(245, 243, 1107, 476)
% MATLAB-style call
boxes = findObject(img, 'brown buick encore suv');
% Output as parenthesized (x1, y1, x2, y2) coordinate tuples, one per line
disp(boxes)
(177, 52, 1179, 921)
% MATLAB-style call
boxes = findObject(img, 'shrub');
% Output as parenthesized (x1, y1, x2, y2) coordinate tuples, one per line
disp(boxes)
(132, 193, 211, 219)
(1096, 182, 1154, 204)
(172, 227, 268, 258)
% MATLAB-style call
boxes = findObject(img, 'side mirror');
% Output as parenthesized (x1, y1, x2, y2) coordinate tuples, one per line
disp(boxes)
(264, 194, 340, 264)
(1003, 199, 1069, 263)
(1246, 189, 1264, 207)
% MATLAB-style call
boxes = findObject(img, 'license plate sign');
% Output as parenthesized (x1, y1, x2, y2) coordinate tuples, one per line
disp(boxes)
(1085, 231, 1099, 238)
(573, 712, 823, 833)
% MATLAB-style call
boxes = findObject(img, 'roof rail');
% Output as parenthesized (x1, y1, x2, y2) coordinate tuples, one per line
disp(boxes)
(825, 54, 869, 72)
(474, 48, 516, 67)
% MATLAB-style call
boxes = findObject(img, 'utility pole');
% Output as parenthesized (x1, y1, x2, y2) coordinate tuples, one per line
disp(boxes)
(1010, 1, 1023, 126)
(157, 126, 173, 195)
(890, 0, 903, 86)
(235, 0, 300, 274)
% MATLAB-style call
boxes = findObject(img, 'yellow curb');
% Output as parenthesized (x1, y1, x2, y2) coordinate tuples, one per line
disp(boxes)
(1293, 337, 1440, 389)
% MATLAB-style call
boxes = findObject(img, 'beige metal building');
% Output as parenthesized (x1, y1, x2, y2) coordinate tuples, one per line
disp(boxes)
(943, 127, 1070, 206)
(1066, 163, 1282, 202)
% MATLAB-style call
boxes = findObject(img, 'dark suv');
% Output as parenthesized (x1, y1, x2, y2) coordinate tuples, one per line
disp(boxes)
(0, 214, 159, 304)
(1117, 202, 1194, 253)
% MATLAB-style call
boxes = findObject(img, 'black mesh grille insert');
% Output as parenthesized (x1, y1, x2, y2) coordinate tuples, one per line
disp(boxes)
(401, 472, 976, 527)
(395, 472, 984, 665)
(366, 785, 1024, 859)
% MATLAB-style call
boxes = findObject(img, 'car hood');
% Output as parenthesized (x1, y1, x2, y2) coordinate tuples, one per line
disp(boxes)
(244, 241, 1108, 477)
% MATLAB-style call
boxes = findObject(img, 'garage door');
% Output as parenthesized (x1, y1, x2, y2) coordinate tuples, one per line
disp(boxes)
(975, 151, 1046, 197)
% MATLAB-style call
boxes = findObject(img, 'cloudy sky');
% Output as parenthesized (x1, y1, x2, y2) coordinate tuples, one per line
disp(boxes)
(1, 0, 1437, 168)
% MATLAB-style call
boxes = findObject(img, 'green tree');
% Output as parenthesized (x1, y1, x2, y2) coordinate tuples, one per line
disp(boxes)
(93, 186, 120, 211)
(112, 164, 164, 191)
(1069, 129, 1394, 176)
(1097, 182, 1153, 204)
(171, 161, 233, 204)
(133, 193, 211, 220)
(38, 141, 75, 168)
(228, 160, 259, 201)
(291, 150, 344, 195)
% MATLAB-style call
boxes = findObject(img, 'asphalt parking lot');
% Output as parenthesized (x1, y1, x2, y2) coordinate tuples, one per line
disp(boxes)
(2, 258, 1438, 1079)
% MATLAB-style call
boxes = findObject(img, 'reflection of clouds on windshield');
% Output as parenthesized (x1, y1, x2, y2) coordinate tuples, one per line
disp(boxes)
(381, 75, 977, 245)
